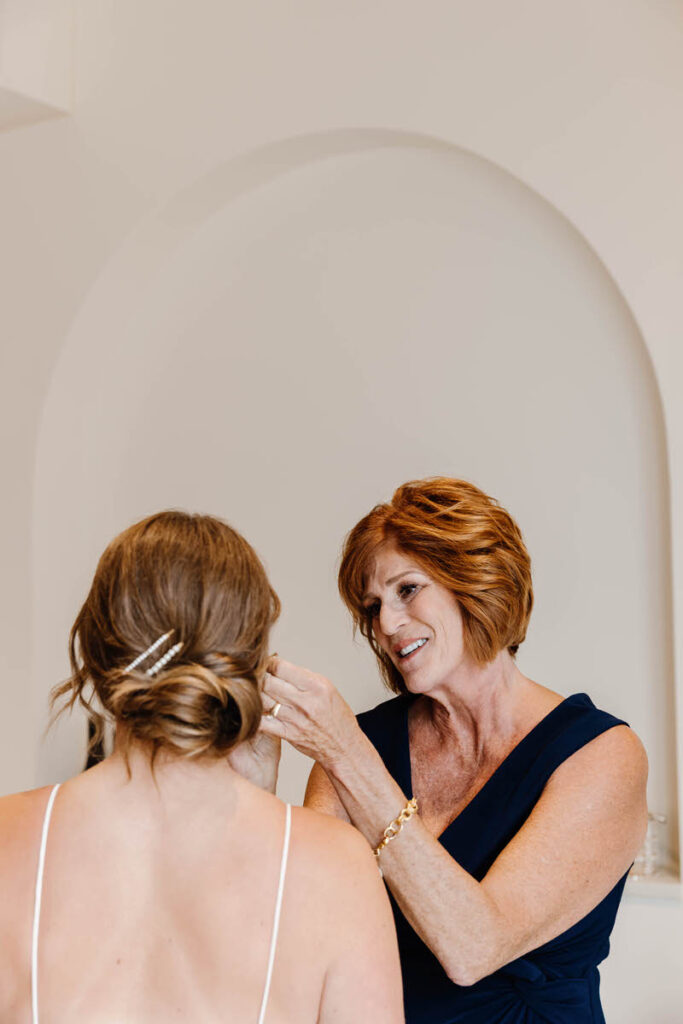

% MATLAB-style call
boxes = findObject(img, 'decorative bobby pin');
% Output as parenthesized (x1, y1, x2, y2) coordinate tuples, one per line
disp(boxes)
(146, 642, 183, 677)
(123, 630, 183, 676)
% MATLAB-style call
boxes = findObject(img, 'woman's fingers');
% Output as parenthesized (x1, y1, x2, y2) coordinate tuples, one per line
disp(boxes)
(261, 657, 352, 763)
(267, 656, 317, 691)
(261, 688, 279, 713)
(261, 684, 294, 730)
(258, 710, 288, 738)
(262, 671, 302, 706)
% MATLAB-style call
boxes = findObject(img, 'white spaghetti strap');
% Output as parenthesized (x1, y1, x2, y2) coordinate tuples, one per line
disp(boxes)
(256, 802, 292, 1024)
(31, 783, 60, 1024)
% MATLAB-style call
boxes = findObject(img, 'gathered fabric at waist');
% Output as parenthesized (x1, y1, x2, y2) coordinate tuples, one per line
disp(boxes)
(404, 959, 602, 1024)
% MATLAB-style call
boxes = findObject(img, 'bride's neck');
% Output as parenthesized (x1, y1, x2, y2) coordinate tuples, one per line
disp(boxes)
(97, 729, 243, 801)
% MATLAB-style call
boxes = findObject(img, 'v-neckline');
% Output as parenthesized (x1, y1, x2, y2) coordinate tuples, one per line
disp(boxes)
(401, 692, 588, 843)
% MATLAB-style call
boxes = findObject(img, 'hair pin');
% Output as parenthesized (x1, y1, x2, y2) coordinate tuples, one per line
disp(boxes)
(146, 641, 184, 677)
(124, 630, 176, 674)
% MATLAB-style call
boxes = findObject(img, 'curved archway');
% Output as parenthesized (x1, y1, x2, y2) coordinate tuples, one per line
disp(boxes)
(32, 129, 675, 846)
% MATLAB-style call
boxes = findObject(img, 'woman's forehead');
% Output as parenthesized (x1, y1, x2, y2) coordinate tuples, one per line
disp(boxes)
(364, 543, 428, 592)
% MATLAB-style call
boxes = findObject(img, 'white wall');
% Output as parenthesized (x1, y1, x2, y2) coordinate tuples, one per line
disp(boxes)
(1, 2, 682, 1018)
(0, 0, 71, 128)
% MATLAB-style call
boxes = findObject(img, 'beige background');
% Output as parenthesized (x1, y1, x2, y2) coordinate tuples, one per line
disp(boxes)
(2, 2, 682, 1018)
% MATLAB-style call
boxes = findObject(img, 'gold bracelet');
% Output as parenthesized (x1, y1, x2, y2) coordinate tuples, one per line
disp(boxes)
(373, 798, 418, 864)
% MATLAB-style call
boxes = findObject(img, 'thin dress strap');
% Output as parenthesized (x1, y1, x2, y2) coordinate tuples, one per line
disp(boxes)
(256, 803, 291, 1024)
(31, 783, 60, 1024)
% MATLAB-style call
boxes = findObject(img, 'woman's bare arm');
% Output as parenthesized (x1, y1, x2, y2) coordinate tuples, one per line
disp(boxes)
(304, 762, 350, 821)
(263, 659, 648, 985)
(326, 724, 648, 985)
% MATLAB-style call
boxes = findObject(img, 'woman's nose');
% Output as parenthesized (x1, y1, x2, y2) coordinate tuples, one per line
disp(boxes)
(378, 602, 406, 638)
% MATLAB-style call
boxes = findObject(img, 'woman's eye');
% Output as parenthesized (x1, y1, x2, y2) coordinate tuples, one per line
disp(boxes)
(399, 583, 418, 599)
(366, 602, 381, 618)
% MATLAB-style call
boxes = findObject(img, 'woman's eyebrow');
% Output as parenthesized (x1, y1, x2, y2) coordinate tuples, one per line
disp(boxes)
(363, 570, 423, 599)
(384, 572, 410, 586)
(385, 569, 426, 586)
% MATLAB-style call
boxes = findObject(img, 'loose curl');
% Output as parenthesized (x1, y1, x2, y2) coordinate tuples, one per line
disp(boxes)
(338, 478, 533, 694)
(51, 511, 280, 763)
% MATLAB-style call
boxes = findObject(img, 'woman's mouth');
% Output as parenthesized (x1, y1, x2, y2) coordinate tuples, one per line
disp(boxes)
(396, 638, 429, 661)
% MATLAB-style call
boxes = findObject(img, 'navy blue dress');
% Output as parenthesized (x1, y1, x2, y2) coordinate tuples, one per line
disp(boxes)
(357, 692, 629, 1024)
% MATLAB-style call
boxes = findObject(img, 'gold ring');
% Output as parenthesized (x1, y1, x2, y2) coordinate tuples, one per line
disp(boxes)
(270, 702, 282, 719)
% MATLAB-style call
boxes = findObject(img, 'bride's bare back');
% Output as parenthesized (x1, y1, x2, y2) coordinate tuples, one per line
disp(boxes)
(0, 754, 402, 1023)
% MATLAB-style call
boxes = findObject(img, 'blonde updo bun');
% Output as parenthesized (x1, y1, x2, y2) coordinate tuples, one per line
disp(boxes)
(51, 511, 280, 762)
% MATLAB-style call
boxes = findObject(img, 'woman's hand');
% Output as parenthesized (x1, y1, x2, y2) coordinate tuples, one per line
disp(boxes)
(227, 729, 281, 793)
(260, 656, 362, 771)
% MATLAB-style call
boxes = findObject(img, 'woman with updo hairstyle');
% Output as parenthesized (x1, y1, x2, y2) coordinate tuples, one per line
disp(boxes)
(0, 511, 403, 1024)
(261, 478, 648, 1024)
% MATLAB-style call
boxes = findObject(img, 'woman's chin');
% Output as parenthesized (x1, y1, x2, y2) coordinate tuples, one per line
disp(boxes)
(402, 671, 433, 696)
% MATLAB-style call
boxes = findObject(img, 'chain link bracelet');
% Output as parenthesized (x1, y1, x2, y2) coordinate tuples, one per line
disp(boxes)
(373, 797, 419, 869)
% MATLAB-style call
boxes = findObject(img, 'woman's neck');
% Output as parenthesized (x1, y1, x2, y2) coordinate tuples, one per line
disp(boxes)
(92, 734, 245, 808)
(419, 651, 530, 750)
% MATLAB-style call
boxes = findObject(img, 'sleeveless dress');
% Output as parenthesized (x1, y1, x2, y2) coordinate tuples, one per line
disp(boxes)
(357, 692, 629, 1024)
(31, 784, 292, 1024)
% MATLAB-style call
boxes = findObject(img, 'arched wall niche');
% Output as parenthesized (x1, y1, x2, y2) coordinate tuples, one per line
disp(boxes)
(32, 128, 677, 880)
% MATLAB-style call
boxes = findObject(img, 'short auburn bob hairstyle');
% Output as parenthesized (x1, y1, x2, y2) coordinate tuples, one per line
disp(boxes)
(338, 478, 533, 694)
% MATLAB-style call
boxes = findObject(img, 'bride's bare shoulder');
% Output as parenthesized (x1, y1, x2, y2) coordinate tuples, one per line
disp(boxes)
(0, 786, 60, 902)
(0, 785, 56, 852)
(281, 805, 400, 1011)
(0, 786, 58, 994)
(291, 801, 367, 838)
(288, 804, 378, 887)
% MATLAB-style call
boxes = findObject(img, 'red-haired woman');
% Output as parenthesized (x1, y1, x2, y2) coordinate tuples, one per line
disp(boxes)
(261, 478, 648, 1024)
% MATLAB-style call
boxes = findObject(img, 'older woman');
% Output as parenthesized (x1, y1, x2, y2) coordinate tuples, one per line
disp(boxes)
(261, 477, 648, 1024)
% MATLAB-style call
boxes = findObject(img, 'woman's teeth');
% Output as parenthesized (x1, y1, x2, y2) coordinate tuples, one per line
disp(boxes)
(399, 639, 428, 659)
